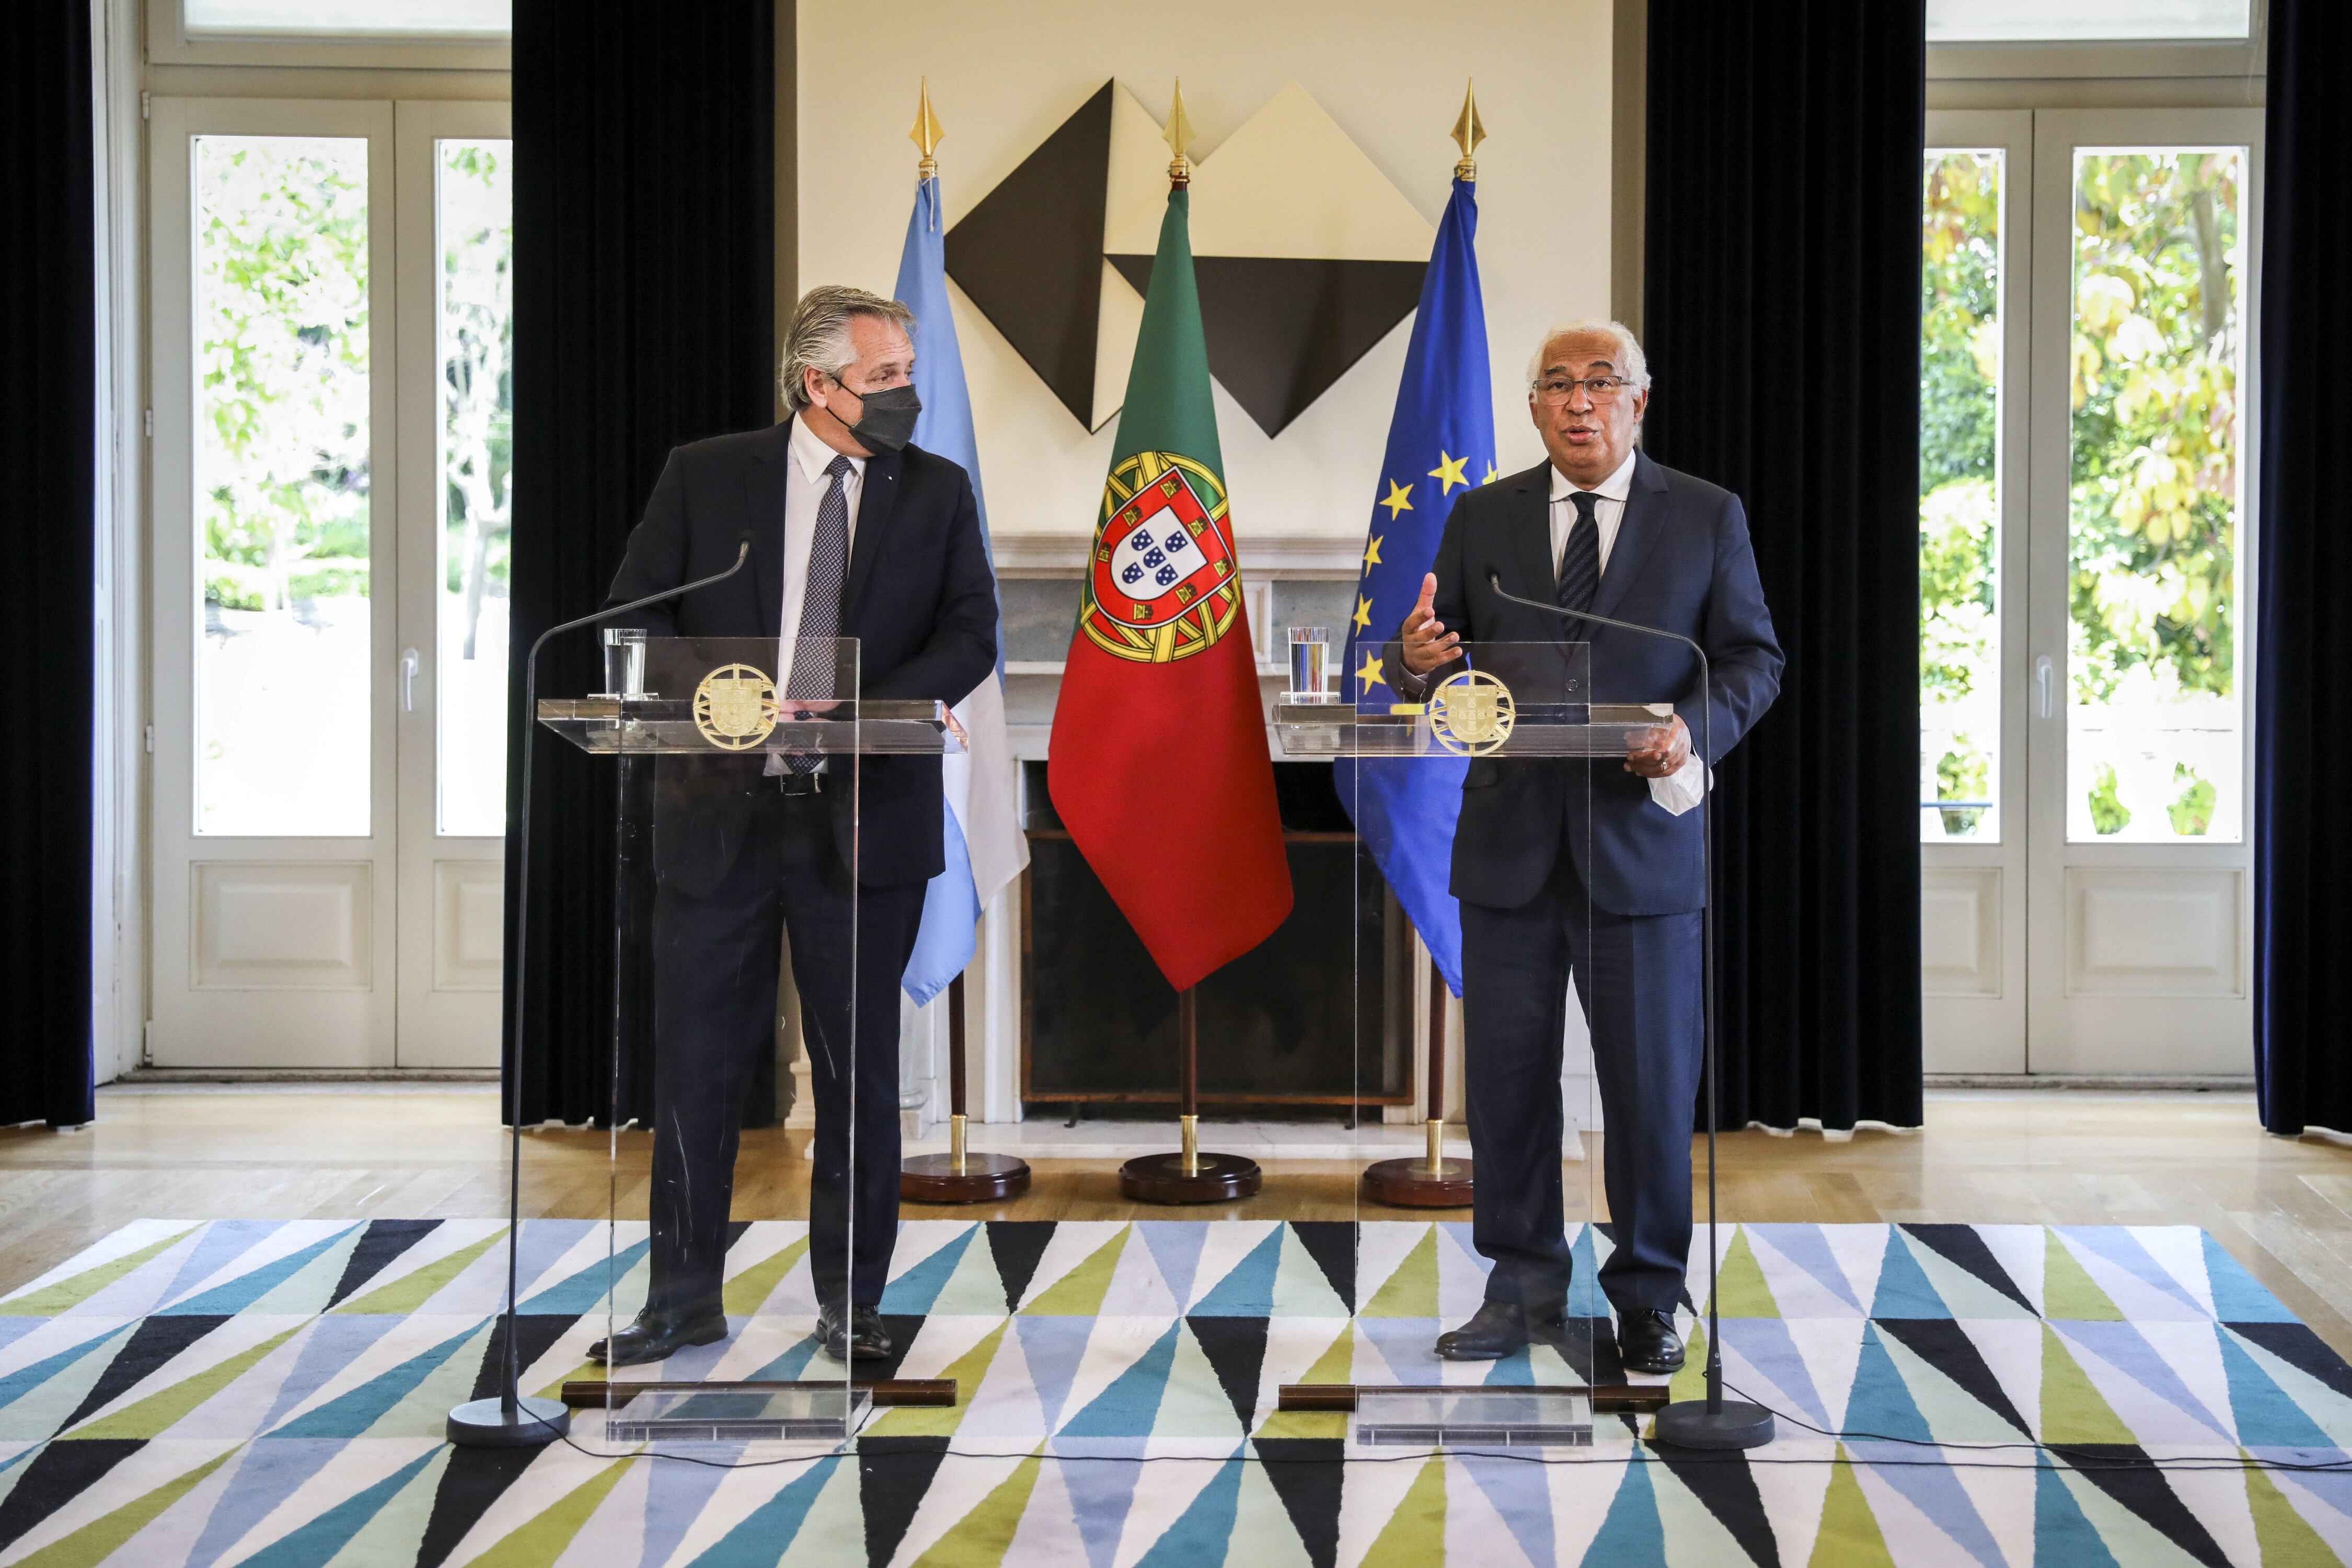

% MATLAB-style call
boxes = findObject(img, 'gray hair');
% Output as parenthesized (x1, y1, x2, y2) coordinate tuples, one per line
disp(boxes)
(778, 285, 917, 412)
(1526, 319, 1652, 393)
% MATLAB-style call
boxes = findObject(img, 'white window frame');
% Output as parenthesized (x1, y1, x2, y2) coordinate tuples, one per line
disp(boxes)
(148, 0, 510, 73)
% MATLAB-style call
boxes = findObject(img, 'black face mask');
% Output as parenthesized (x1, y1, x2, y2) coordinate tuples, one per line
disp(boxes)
(831, 379, 921, 454)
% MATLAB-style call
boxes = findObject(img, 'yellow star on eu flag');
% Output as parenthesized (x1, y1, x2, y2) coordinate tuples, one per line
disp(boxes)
(1428, 452, 1470, 494)
(1352, 594, 1373, 633)
(1356, 649, 1387, 693)
(1363, 534, 1383, 569)
(1482, 462, 1502, 485)
(1379, 479, 1414, 519)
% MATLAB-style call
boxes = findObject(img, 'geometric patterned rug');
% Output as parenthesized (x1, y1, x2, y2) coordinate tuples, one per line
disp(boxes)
(1, 1219, 2348, 1565)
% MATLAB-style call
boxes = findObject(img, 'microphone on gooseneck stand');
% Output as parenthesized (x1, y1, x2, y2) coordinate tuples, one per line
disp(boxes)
(449, 528, 758, 1450)
(1477, 572, 1771, 1451)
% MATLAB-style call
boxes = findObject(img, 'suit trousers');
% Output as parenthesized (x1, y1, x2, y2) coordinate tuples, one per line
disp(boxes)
(647, 787, 925, 1314)
(1460, 849, 1704, 1317)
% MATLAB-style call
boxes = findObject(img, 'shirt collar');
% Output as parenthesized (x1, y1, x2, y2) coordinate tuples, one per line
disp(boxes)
(789, 414, 866, 486)
(1549, 447, 1639, 504)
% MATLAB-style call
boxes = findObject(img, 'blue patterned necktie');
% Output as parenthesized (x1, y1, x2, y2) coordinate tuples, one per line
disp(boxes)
(784, 453, 853, 773)
(1554, 490, 1602, 620)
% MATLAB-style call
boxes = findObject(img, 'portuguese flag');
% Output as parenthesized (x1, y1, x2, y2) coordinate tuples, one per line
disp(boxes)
(1047, 185, 1293, 991)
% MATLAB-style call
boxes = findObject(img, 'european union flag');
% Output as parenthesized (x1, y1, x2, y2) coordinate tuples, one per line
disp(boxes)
(1335, 178, 1495, 995)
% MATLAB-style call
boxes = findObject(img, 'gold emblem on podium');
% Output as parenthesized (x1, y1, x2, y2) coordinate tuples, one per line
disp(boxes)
(692, 664, 780, 750)
(1429, 668, 1514, 756)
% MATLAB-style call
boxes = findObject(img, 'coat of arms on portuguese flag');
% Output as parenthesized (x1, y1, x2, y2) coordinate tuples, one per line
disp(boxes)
(1047, 181, 1292, 993)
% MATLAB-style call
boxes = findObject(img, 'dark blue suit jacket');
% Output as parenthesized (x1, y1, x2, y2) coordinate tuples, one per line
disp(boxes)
(603, 418, 999, 893)
(1392, 452, 1782, 916)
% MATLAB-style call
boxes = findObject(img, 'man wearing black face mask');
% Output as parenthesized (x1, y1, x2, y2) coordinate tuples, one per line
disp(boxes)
(591, 284, 999, 1367)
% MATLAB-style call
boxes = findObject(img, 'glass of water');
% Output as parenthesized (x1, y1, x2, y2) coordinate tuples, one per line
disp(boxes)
(1287, 626, 1333, 702)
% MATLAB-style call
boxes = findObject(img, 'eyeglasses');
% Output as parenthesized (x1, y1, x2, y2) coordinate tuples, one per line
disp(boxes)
(1532, 375, 1634, 404)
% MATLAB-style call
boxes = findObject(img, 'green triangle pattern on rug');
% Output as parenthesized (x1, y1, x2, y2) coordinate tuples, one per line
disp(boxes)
(1361, 1228, 1437, 1319)
(68, 1325, 304, 1439)
(2241, 1449, 2341, 1565)
(1022, 1227, 1131, 1316)
(723, 1236, 810, 1316)
(1712, 1228, 1779, 1319)
(0, 1228, 197, 1316)
(332, 1228, 506, 1315)
(235, 1447, 441, 1568)
(2042, 1232, 2125, 1321)
(2039, 1323, 2135, 1445)
(1253, 1323, 1350, 1440)
(866, 1319, 1008, 1438)
(908, 1450, 1044, 1568)
(1358, 1451, 1446, 1568)
(1808, 1445, 1895, 1568)
(460, 1456, 631, 1567)
(10, 1444, 238, 1568)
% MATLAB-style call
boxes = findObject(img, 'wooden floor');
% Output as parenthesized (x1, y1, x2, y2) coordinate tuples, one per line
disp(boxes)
(5, 1086, 2348, 1355)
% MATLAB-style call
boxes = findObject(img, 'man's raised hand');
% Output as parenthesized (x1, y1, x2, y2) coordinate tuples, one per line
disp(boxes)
(1400, 572, 1459, 675)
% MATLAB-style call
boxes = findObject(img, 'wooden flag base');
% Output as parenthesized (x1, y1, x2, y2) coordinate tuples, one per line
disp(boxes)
(1118, 990, 1261, 1204)
(1363, 959, 1475, 1209)
(902, 976, 1031, 1204)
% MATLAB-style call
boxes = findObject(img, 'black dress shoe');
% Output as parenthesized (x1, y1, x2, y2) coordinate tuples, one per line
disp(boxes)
(1435, 1299, 1569, 1361)
(588, 1309, 728, 1368)
(1617, 1307, 1685, 1374)
(816, 1302, 892, 1363)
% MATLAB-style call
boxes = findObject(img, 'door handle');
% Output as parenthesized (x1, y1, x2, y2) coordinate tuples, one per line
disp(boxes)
(2035, 654, 2055, 720)
(400, 647, 420, 713)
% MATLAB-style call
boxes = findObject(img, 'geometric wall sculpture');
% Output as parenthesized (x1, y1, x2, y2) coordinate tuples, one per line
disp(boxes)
(948, 81, 1434, 437)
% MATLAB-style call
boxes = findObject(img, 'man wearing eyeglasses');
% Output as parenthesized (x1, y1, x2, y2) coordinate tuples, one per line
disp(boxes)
(1388, 321, 1782, 1375)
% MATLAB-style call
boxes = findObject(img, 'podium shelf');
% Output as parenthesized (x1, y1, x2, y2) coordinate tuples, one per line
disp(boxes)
(536, 697, 959, 755)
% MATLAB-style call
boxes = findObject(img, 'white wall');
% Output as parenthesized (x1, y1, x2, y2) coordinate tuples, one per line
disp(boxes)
(795, 0, 1616, 555)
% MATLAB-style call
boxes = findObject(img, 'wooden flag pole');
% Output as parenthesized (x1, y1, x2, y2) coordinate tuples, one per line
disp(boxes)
(1120, 986, 1262, 1202)
(902, 972, 1031, 1203)
(1362, 955, 1474, 1207)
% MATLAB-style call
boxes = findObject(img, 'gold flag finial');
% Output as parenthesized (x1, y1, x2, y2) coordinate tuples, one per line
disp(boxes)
(1451, 80, 1486, 180)
(1165, 78, 1195, 186)
(909, 77, 944, 177)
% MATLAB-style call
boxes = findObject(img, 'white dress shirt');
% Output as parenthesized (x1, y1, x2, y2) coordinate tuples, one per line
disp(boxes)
(1548, 449, 1708, 817)
(766, 417, 866, 775)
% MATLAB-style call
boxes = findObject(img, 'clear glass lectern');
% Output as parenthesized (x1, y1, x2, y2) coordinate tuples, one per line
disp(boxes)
(1279, 641, 1679, 1456)
(537, 637, 959, 1457)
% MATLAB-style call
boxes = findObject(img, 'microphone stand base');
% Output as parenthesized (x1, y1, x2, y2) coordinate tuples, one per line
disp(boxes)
(447, 1394, 572, 1449)
(1650, 1398, 1774, 1450)
(901, 1151, 1031, 1203)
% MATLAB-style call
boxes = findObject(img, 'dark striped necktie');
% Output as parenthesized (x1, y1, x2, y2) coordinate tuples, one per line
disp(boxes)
(784, 453, 853, 773)
(1554, 490, 1602, 619)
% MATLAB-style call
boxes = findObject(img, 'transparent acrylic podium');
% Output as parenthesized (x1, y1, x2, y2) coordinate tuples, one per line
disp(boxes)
(1278, 640, 1679, 1455)
(536, 637, 959, 1457)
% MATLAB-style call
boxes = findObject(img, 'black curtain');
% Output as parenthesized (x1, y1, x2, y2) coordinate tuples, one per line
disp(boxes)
(1643, 0, 1926, 1131)
(2256, 0, 2350, 1135)
(506, 2, 775, 1124)
(2, 5, 97, 1128)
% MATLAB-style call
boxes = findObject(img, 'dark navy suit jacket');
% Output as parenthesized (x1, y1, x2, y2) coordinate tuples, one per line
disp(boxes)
(1389, 452, 1782, 916)
(603, 418, 999, 893)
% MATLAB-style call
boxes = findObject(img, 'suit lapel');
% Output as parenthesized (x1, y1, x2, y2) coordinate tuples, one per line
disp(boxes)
(744, 419, 792, 636)
(841, 448, 903, 629)
(1589, 449, 1671, 622)
(1502, 460, 1557, 609)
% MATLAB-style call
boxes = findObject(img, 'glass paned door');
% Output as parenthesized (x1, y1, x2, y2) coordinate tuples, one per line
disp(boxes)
(151, 99, 399, 1066)
(1921, 108, 2257, 1078)
(395, 102, 513, 1066)
(152, 99, 512, 1069)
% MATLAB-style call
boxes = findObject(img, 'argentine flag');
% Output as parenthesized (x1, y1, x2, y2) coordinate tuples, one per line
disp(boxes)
(896, 171, 1028, 1004)
(1334, 177, 1496, 995)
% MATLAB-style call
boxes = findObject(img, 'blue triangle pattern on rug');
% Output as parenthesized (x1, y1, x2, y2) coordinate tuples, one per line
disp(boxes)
(162, 1227, 360, 1316)
(0, 1324, 133, 1413)
(1581, 1454, 1668, 1567)
(1189, 1228, 1283, 1318)
(683, 1453, 841, 1567)
(235, 1445, 439, 1567)
(2217, 1325, 2336, 1448)
(1132, 1447, 1244, 1568)
(267, 1320, 485, 1437)
(2204, 1232, 2298, 1322)
(880, 1225, 977, 1316)
(181, 1439, 345, 1568)
(1871, 1228, 1952, 1319)
(1058, 1438, 1147, 1568)
(2034, 1463, 2125, 1568)
(1060, 1322, 1180, 1436)
(518, 1238, 651, 1313)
